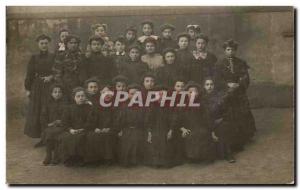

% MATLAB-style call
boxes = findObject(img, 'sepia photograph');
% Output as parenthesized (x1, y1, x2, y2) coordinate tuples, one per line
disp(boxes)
(6, 6, 294, 184)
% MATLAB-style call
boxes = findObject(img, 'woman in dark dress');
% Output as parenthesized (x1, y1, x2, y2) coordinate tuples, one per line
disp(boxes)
(84, 36, 114, 86)
(175, 33, 194, 82)
(120, 45, 149, 84)
(156, 48, 181, 89)
(216, 39, 256, 151)
(84, 84, 116, 165)
(54, 35, 86, 100)
(118, 84, 146, 166)
(177, 81, 216, 162)
(190, 34, 217, 84)
(145, 85, 174, 167)
(58, 87, 96, 167)
(40, 83, 67, 165)
(24, 34, 56, 141)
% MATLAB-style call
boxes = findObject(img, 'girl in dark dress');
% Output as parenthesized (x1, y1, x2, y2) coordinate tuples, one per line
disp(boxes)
(190, 34, 218, 84)
(159, 24, 177, 52)
(24, 34, 56, 141)
(118, 84, 146, 166)
(201, 78, 236, 163)
(111, 36, 128, 75)
(145, 85, 174, 167)
(124, 26, 138, 51)
(177, 81, 216, 162)
(58, 87, 96, 167)
(84, 36, 113, 86)
(85, 84, 116, 165)
(216, 39, 256, 151)
(120, 45, 149, 84)
(54, 35, 86, 100)
(156, 48, 181, 88)
(175, 33, 194, 82)
(40, 84, 67, 165)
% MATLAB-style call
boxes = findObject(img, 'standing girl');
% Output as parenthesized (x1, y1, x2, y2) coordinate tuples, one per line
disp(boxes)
(40, 84, 67, 165)
(137, 20, 159, 45)
(186, 24, 201, 50)
(216, 39, 256, 151)
(141, 37, 164, 72)
(190, 34, 217, 84)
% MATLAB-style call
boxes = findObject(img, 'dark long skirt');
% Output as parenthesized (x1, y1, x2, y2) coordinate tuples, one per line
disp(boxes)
(119, 128, 145, 166)
(24, 78, 50, 138)
(58, 132, 86, 162)
(228, 95, 256, 149)
(184, 131, 216, 161)
(85, 131, 114, 163)
(42, 126, 64, 143)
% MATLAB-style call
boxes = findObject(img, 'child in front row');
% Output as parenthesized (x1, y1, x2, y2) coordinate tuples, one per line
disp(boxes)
(40, 83, 67, 165)
(118, 83, 146, 166)
(202, 78, 236, 163)
(59, 87, 95, 167)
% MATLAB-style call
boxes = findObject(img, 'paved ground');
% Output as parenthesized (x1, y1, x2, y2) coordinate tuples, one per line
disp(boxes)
(6, 108, 294, 184)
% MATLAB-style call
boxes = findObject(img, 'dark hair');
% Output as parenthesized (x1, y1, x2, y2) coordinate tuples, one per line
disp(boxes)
(127, 45, 141, 52)
(112, 75, 128, 84)
(59, 29, 69, 35)
(125, 26, 137, 34)
(127, 83, 142, 90)
(88, 35, 105, 45)
(143, 37, 157, 47)
(176, 33, 190, 42)
(162, 48, 176, 64)
(71, 87, 86, 98)
(114, 36, 126, 44)
(186, 25, 201, 33)
(141, 20, 154, 29)
(195, 33, 209, 43)
(36, 34, 51, 42)
(91, 23, 107, 32)
(84, 77, 100, 88)
(160, 23, 175, 32)
(64, 34, 81, 45)
(223, 39, 238, 50)
(49, 83, 64, 94)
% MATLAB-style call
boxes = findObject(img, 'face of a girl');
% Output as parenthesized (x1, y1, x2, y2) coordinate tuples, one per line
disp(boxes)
(74, 91, 86, 105)
(51, 87, 63, 100)
(115, 41, 125, 53)
(126, 30, 136, 41)
(115, 82, 126, 91)
(225, 47, 236, 58)
(174, 81, 185, 92)
(164, 52, 175, 65)
(128, 88, 138, 100)
(38, 39, 49, 52)
(162, 29, 172, 39)
(87, 82, 99, 95)
(178, 37, 189, 50)
(95, 26, 106, 37)
(143, 77, 154, 90)
(90, 40, 102, 53)
(188, 87, 199, 99)
(204, 80, 214, 94)
(67, 38, 79, 52)
(145, 42, 156, 54)
(60, 31, 69, 42)
(196, 38, 207, 52)
(188, 29, 195, 39)
(142, 24, 153, 36)
(129, 48, 140, 61)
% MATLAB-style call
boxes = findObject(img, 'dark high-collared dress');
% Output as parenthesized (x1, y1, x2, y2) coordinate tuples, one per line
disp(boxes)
(189, 51, 217, 84)
(24, 51, 55, 138)
(176, 49, 194, 82)
(216, 57, 256, 149)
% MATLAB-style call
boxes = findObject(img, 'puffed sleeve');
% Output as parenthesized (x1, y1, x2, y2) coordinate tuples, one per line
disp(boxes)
(24, 55, 35, 91)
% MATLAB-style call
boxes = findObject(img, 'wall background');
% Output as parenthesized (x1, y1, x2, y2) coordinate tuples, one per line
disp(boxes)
(6, 6, 294, 118)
